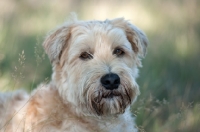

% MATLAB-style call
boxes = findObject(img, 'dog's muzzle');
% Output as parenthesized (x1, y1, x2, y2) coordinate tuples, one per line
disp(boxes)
(86, 72, 135, 116)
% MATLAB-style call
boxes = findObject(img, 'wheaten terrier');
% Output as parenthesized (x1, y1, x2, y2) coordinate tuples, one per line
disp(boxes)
(0, 16, 148, 132)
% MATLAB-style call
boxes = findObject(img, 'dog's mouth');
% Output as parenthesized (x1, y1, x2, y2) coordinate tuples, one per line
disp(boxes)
(102, 91, 120, 99)
(90, 90, 129, 116)
(88, 83, 136, 116)
(93, 91, 121, 103)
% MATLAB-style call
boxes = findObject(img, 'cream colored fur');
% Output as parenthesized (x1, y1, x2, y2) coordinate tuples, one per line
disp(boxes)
(0, 16, 148, 132)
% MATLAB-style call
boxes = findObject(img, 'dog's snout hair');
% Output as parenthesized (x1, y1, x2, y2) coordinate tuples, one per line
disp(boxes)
(0, 14, 148, 132)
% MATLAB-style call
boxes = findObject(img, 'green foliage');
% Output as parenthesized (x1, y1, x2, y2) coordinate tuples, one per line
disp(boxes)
(0, 0, 199, 131)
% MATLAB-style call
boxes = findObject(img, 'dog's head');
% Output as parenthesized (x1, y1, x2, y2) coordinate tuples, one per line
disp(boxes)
(43, 17, 148, 116)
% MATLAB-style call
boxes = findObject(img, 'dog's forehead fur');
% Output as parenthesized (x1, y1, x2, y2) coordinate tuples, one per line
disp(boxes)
(66, 21, 133, 63)
(71, 21, 131, 50)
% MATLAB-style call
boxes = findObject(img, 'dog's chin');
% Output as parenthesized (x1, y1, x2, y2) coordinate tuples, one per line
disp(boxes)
(89, 89, 133, 116)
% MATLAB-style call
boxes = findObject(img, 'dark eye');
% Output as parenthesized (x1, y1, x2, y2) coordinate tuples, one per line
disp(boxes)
(79, 52, 93, 60)
(113, 48, 125, 56)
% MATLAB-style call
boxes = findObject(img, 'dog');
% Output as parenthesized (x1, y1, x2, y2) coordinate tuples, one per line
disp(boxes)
(0, 15, 148, 132)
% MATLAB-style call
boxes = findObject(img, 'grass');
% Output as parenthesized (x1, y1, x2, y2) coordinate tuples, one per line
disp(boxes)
(0, 0, 200, 131)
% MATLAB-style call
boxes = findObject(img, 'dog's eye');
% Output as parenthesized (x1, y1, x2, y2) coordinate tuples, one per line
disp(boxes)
(80, 52, 93, 60)
(113, 48, 125, 57)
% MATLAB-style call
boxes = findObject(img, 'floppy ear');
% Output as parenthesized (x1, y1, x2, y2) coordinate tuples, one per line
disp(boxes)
(42, 25, 71, 64)
(110, 18, 148, 58)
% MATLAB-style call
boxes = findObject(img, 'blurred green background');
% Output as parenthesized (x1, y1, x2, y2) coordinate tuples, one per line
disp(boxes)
(0, 0, 199, 131)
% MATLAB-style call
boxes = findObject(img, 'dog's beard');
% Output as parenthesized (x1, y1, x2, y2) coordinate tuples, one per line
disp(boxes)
(86, 82, 135, 116)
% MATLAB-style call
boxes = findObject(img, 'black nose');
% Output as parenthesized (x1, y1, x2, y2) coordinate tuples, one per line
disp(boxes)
(100, 73, 120, 90)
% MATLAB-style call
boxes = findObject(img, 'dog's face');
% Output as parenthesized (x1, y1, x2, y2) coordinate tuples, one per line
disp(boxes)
(43, 18, 148, 116)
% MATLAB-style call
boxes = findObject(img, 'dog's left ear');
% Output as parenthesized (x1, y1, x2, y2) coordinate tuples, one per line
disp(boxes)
(110, 18, 148, 58)
(42, 25, 71, 64)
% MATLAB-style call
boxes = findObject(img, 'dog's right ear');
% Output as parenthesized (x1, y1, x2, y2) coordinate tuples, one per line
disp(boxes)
(43, 25, 71, 64)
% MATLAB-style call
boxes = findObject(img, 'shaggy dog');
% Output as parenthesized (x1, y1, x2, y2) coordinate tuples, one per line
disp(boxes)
(0, 16, 148, 132)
